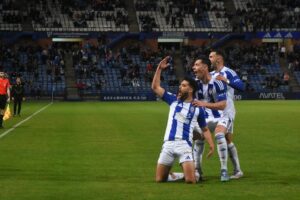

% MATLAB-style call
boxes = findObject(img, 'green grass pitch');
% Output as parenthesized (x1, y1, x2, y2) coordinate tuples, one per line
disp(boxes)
(0, 100, 299, 200)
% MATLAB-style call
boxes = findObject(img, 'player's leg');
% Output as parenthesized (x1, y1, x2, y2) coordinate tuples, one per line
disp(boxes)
(226, 124, 243, 179)
(192, 127, 205, 180)
(215, 122, 229, 181)
(13, 99, 17, 116)
(0, 96, 6, 128)
(178, 141, 196, 183)
(156, 142, 175, 182)
(0, 108, 4, 127)
(167, 172, 184, 182)
(181, 161, 196, 184)
(17, 99, 22, 115)
(156, 164, 172, 182)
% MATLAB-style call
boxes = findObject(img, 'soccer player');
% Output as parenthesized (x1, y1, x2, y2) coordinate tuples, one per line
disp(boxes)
(152, 56, 214, 184)
(192, 56, 229, 181)
(209, 49, 245, 179)
(0, 71, 11, 128)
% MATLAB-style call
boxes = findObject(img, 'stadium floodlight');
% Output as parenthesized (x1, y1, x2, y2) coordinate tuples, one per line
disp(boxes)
(52, 38, 83, 42)
(157, 38, 183, 43)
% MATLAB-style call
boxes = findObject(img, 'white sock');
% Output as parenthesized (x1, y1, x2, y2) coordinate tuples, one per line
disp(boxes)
(167, 172, 184, 182)
(215, 132, 228, 171)
(228, 142, 241, 172)
(193, 139, 205, 175)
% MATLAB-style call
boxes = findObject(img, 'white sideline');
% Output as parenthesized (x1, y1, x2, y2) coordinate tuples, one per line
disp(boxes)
(0, 102, 53, 139)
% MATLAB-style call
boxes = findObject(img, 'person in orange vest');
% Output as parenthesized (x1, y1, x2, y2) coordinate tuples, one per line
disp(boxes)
(0, 72, 11, 128)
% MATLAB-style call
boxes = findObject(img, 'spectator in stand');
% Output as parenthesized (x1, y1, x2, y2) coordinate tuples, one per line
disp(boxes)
(283, 72, 290, 85)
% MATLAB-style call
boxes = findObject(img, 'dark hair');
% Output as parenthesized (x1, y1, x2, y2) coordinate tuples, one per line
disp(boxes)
(211, 49, 225, 59)
(182, 76, 198, 96)
(196, 55, 211, 67)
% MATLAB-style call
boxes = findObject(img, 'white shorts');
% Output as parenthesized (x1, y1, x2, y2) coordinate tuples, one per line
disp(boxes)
(194, 117, 234, 134)
(193, 118, 218, 134)
(217, 116, 234, 134)
(157, 140, 193, 166)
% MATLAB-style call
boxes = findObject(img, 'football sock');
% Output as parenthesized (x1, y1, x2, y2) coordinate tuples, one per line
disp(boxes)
(228, 142, 241, 172)
(193, 139, 205, 175)
(167, 172, 184, 182)
(215, 132, 228, 170)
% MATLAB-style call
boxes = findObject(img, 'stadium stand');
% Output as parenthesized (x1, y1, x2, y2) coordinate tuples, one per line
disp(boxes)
(0, 0, 23, 31)
(182, 43, 290, 92)
(287, 45, 300, 85)
(135, 0, 231, 32)
(232, 0, 300, 32)
(0, 0, 300, 98)
(72, 43, 178, 96)
(1, 0, 299, 32)
(0, 43, 66, 97)
(29, 0, 129, 32)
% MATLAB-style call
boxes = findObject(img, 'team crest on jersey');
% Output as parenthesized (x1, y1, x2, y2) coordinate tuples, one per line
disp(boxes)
(186, 106, 195, 121)
(189, 106, 195, 113)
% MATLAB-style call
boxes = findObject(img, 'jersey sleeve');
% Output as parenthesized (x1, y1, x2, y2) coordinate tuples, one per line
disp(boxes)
(161, 91, 177, 105)
(213, 80, 227, 101)
(224, 70, 245, 92)
(6, 79, 11, 88)
(197, 107, 207, 128)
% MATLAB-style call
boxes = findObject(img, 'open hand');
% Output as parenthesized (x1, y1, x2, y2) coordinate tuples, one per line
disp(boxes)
(216, 74, 227, 83)
(206, 146, 214, 158)
(192, 100, 206, 107)
(158, 56, 170, 70)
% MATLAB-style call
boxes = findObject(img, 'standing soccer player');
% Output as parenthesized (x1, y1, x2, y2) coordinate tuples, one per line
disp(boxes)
(0, 72, 11, 128)
(192, 56, 229, 181)
(152, 56, 214, 184)
(208, 50, 245, 179)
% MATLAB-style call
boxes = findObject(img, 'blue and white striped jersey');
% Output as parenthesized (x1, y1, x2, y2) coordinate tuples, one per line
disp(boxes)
(195, 78, 227, 120)
(211, 66, 245, 118)
(162, 91, 207, 146)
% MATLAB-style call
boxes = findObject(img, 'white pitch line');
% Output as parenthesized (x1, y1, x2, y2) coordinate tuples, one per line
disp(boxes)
(0, 102, 53, 139)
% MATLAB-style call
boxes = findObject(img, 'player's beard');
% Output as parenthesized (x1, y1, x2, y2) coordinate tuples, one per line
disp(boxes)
(210, 63, 217, 71)
(178, 91, 189, 101)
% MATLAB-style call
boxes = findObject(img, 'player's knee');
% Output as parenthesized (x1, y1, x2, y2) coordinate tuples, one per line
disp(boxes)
(155, 176, 166, 183)
(184, 177, 196, 184)
(155, 173, 167, 183)
(225, 134, 232, 143)
(184, 173, 196, 184)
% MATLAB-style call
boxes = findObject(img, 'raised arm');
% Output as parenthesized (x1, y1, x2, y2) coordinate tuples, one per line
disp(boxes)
(151, 56, 170, 98)
(216, 72, 245, 92)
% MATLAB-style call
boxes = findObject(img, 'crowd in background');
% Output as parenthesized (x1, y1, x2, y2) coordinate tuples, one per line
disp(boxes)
(0, 43, 66, 97)
(1, 0, 300, 32)
(231, 0, 300, 32)
(1, 40, 300, 96)
(72, 39, 177, 92)
(182, 42, 297, 92)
